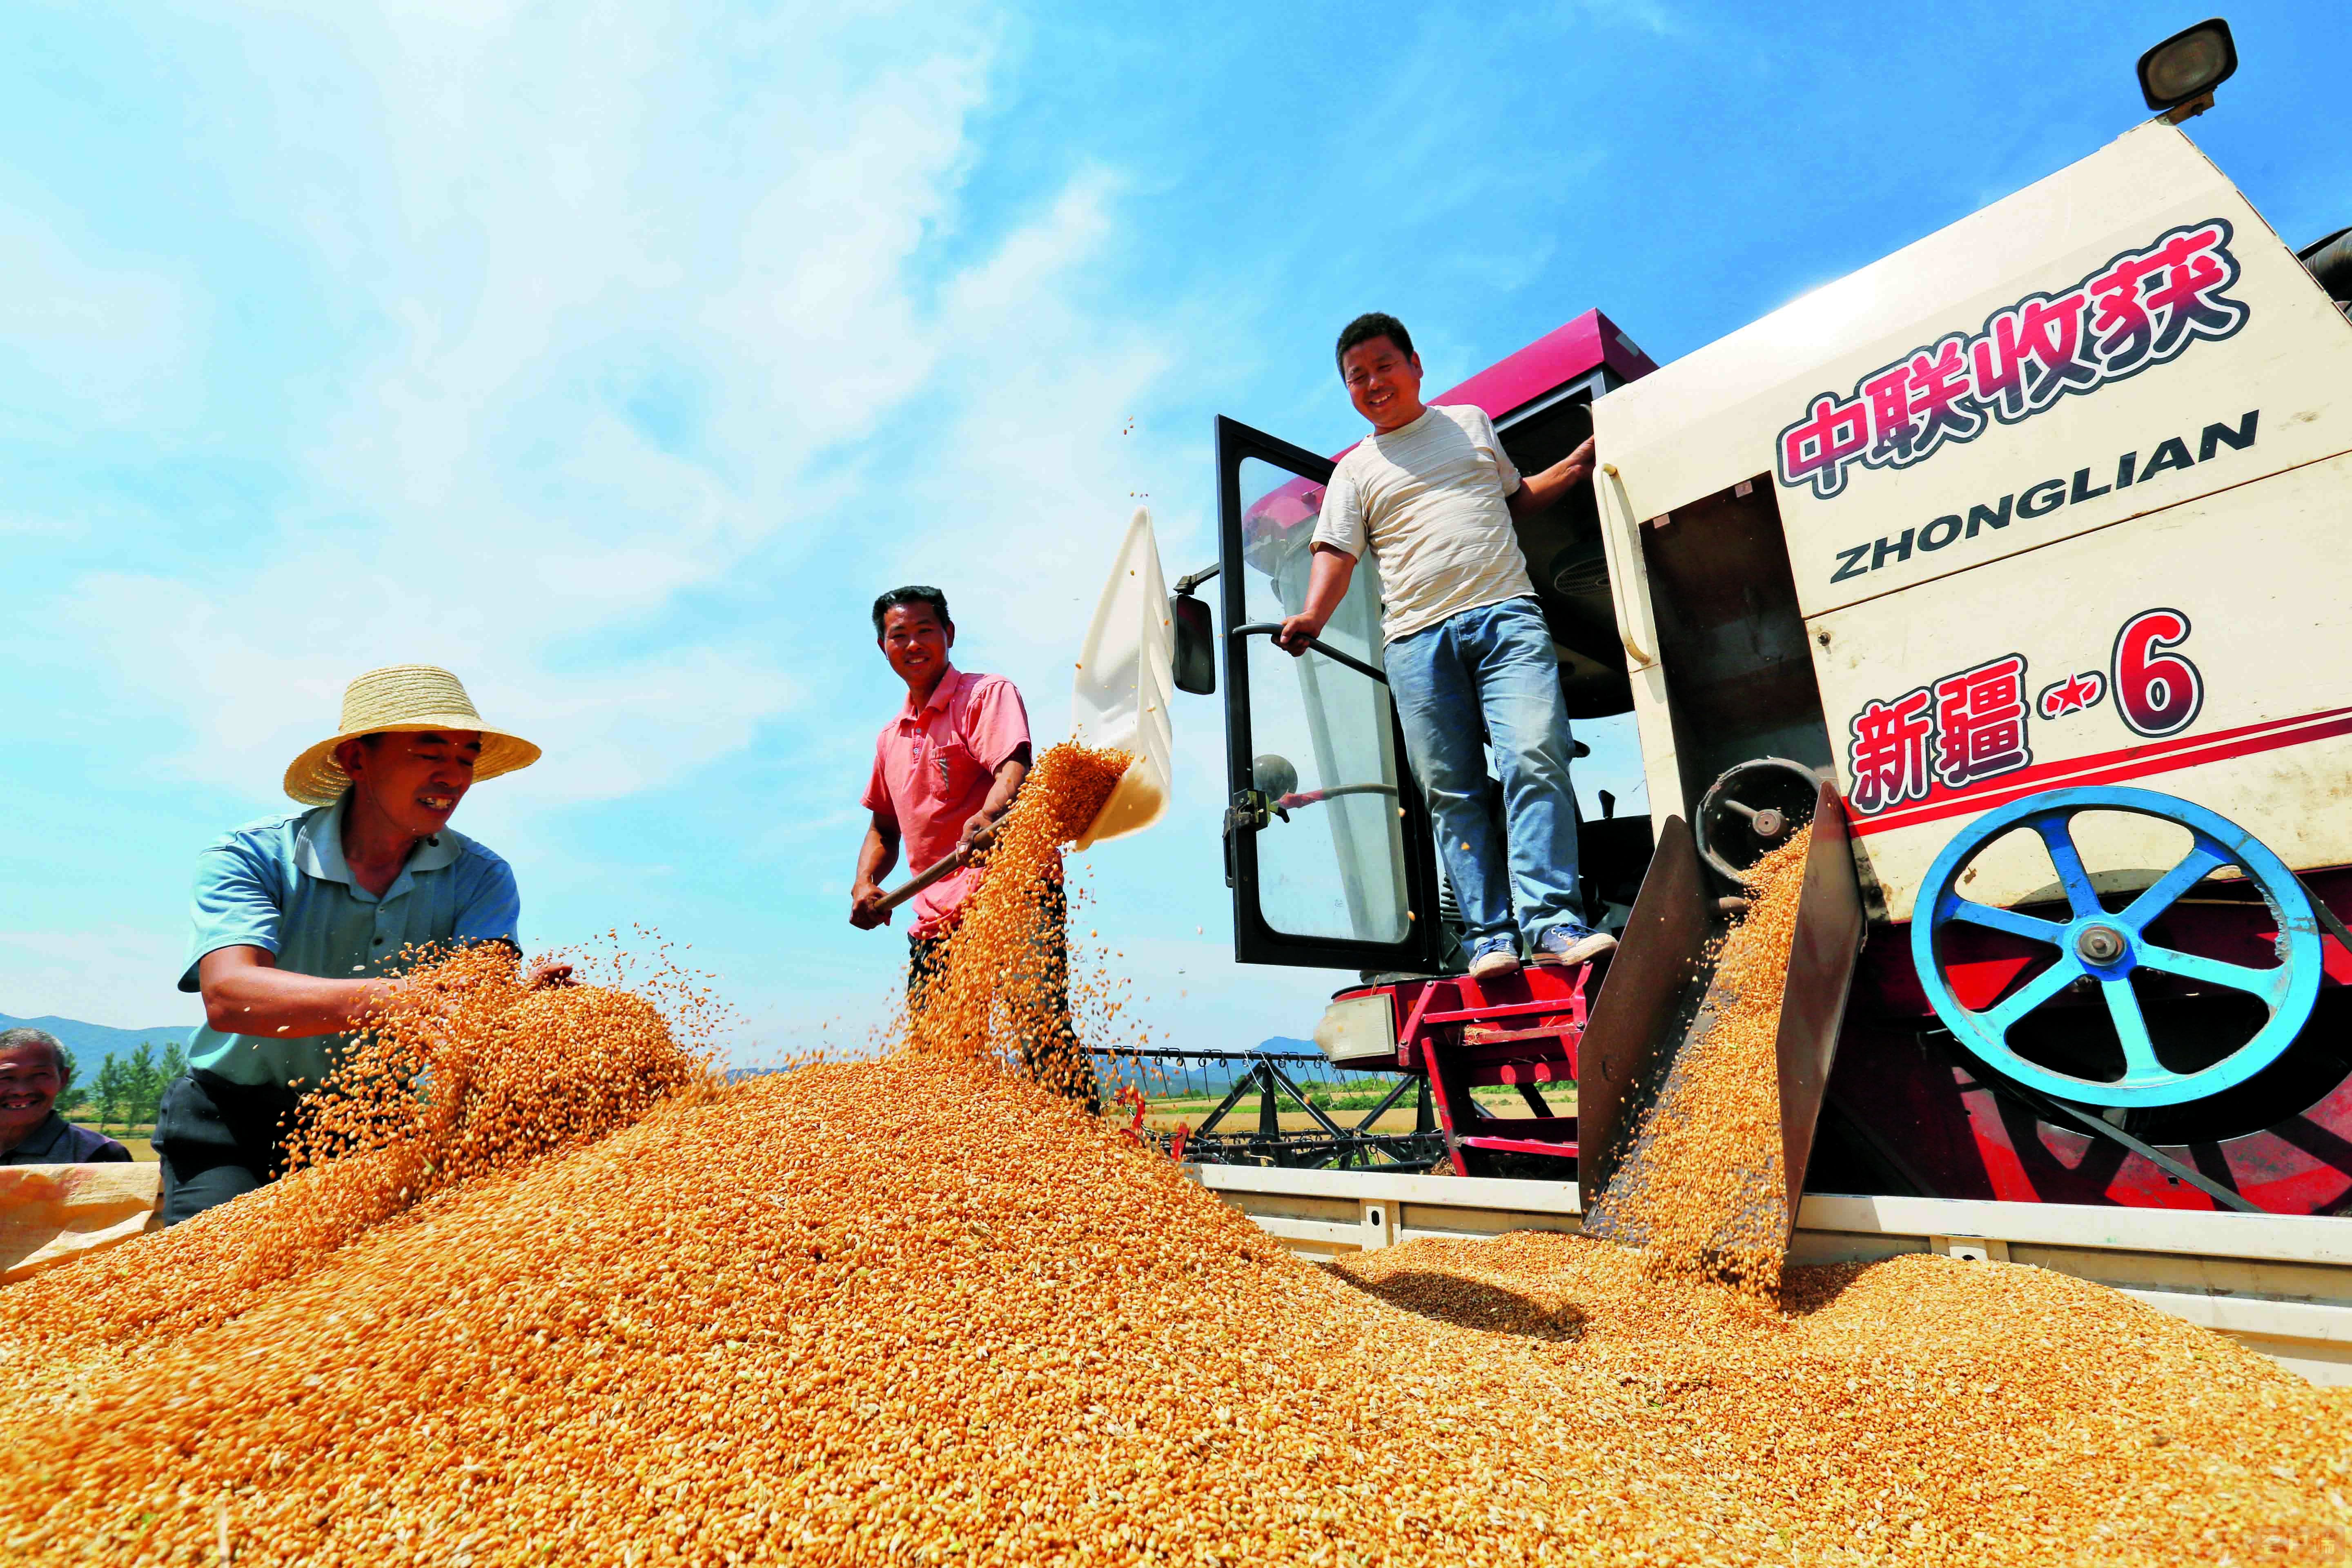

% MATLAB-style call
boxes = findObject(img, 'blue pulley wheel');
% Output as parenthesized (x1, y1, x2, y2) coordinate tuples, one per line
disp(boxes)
(1912, 785, 2322, 1108)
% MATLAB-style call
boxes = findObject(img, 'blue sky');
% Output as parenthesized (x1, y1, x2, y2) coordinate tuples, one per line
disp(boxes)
(3, 1, 2343, 1061)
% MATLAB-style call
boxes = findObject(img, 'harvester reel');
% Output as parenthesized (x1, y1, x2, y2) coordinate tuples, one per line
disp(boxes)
(1913, 786, 2322, 1109)
(1694, 757, 1826, 887)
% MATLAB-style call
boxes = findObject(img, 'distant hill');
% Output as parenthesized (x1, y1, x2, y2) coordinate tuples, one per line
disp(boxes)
(0, 1013, 193, 1061)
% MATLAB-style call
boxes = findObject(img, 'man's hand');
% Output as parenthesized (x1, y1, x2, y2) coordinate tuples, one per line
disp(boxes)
(1274, 612, 1325, 657)
(526, 961, 575, 990)
(960, 811, 998, 851)
(1561, 435, 1596, 483)
(1529, 436, 1597, 493)
(1507, 436, 1599, 521)
(1278, 545, 1356, 656)
(850, 881, 892, 930)
(393, 969, 474, 1035)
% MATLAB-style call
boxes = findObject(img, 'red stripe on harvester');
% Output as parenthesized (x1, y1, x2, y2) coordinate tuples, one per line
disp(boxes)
(1850, 706, 2352, 839)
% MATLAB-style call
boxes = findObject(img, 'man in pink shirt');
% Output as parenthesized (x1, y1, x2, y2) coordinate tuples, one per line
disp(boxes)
(850, 586, 1084, 1095)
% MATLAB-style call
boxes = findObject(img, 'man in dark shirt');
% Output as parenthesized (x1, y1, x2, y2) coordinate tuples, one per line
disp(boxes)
(0, 1027, 131, 1165)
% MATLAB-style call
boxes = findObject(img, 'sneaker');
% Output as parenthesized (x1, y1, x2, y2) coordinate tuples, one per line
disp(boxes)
(1467, 934, 1521, 980)
(1530, 926, 1618, 967)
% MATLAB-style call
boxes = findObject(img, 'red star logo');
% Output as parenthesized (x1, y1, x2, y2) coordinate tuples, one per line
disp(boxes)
(2036, 671, 2106, 719)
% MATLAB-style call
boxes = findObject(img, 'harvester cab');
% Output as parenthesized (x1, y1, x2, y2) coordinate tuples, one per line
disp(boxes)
(1176, 24, 2352, 1234)
(1194, 311, 1658, 980)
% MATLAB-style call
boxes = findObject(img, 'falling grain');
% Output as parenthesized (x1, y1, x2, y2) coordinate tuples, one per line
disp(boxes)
(905, 740, 1129, 1100)
(1601, 831, 1812, 1298)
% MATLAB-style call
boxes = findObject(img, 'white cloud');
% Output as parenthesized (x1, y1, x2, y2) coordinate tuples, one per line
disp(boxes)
(0, 213, 197, 430)
(0, 927, 197, 1030)
(11, 0, 1418, 1060)
(46, 0, 1169, 816)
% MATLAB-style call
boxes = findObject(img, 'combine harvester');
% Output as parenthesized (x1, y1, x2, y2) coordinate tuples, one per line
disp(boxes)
(1163, 19, 2352, 1382)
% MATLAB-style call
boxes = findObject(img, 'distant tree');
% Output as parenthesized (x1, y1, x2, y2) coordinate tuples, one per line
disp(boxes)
(94, 1054, 129, 1136)
(53, 1045, 90, 1114)
(125, 1043, 159, 1129)
(144, 1041, 188, 1128)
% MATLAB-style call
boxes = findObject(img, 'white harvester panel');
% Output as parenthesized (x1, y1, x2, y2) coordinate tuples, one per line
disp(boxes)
(1594, 121, 2352, 919)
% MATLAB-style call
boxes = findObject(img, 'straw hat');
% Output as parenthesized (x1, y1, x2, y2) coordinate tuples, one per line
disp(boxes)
(283, 664, 542, 805)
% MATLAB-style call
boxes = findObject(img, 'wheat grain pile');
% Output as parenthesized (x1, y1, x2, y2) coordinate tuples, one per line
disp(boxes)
(1594, 832, 1813, 1296)
(3, 764, 2349, 1566)
(2, 944, 713, 1361)
(3, 1057, 2347, 1566)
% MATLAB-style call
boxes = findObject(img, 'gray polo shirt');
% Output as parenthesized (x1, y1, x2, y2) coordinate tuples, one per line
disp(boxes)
(178, 793, 519, 1089)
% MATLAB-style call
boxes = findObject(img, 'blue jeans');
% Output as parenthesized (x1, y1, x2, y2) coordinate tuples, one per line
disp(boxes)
(1385, 596, 1585, 950)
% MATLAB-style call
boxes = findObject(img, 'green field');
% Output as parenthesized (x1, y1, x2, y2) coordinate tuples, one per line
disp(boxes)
(67, 1120, 159, 1162)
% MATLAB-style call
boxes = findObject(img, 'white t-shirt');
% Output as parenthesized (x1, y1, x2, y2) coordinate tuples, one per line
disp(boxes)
(1312, 403, 1533, 641)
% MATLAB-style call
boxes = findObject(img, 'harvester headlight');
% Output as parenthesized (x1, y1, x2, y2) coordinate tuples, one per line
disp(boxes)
(2136, 17, 2236, 120)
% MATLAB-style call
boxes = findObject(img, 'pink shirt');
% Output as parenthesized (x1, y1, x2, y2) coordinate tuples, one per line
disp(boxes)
(863, 667, 1037, 938)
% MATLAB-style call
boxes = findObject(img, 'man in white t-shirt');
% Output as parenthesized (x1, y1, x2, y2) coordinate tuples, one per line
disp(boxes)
(1276, 312, 1615, 981)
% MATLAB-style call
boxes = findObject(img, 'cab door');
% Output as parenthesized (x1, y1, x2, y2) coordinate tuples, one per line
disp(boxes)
(1214, 415, 1445, 973)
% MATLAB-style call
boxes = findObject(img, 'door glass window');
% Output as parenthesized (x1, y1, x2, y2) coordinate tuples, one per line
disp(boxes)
(1236, 455, 1412, 945)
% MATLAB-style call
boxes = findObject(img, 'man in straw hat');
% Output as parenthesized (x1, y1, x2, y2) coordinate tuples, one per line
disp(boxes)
(154, 664, 566, 1225)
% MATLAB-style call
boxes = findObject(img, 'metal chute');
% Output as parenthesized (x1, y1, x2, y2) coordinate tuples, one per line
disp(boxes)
(1581, 780, 1865, 1254)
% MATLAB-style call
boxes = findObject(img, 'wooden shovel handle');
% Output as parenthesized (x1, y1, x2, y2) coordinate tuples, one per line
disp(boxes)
(874, 820, 1001, 914)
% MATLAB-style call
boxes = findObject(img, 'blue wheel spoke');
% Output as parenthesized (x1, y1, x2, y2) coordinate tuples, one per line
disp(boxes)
(1984, 959, 2083, 1036)
(1945, 899, 2068, 945)
(2120, 841, 2229, 932)
(2134, 942, 2290, 1008)
(2100, 979, 2164, 1080)
(1916, 786, 2323, 1109)
(2035, 814, 2106, 919)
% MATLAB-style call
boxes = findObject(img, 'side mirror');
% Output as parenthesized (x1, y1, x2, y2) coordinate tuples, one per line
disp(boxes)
(1252, 753, 1298, 797)
(1171, 592, 1216, 695)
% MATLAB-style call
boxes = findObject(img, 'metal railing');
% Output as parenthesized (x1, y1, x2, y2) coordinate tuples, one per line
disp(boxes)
(1089, 1047, 1445, 1171)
